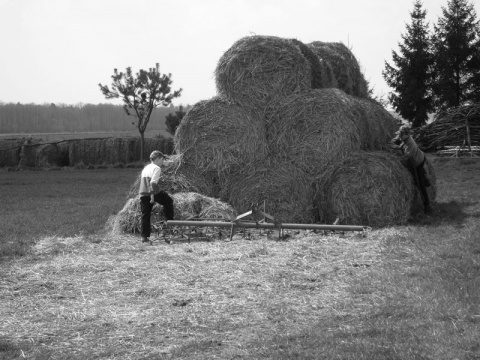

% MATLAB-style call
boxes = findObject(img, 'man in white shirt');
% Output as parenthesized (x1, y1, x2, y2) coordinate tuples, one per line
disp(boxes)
(139, 150, 174, 243)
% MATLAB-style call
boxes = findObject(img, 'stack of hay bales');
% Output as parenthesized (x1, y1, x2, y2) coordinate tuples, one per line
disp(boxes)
(121, 34, 435, 229)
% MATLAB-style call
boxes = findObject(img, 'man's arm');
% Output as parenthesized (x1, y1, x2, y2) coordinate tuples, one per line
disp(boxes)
(150, 166, 162, 194)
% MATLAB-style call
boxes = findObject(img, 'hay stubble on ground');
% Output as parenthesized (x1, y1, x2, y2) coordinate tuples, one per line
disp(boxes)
(1, 158, 479, 359)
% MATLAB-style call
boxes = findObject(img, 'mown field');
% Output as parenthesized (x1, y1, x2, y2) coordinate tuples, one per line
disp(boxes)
(0, 157, 479, 360)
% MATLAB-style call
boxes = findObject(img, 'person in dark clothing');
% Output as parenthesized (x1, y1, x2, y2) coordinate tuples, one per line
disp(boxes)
(139, 150, 174, 243)
(390, 125, 433, 215)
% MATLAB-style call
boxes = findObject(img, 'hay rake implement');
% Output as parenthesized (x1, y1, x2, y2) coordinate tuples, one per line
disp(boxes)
(155, 203, 369, 243)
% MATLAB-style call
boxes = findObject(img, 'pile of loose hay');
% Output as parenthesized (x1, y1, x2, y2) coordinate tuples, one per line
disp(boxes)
(308, 41, 369, 98)
(113, 192, 237, 234)
(315, 151, 415, 227)
(174, 96, 268, 178)
(215, 35, 313, 112)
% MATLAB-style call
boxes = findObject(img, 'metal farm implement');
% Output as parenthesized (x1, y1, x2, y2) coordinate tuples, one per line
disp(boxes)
(152, 202, 369, 244)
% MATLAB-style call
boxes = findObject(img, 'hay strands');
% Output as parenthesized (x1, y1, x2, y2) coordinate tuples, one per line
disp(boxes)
(167, 202, 369, 241)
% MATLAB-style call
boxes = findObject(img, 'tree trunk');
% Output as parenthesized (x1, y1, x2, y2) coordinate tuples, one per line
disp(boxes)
(140, 130, 145, 162)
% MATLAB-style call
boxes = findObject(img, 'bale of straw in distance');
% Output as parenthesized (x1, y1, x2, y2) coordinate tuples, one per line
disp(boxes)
(219, 159, 316, 223)
(174, 96, 268, 178)
(68, 138, 108, 165)
(316, 151, 415, 228)
(0, 138, 23, 167)
(308, 41, 369, 98)
(267, 88, 362, 176)
(126, 154, 218, 199)
(114, 192, 237, 234)
(34, 143, 62, 168)
(215, 35, 312, 113)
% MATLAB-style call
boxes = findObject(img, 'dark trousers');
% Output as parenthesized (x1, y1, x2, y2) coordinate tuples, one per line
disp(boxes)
(140, 191, 174, 238)
(413, 160, 430, 207)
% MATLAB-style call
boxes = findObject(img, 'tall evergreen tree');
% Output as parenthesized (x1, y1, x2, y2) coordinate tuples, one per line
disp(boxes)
(432, 0, 480, 110)
(383, 0, 434, 128)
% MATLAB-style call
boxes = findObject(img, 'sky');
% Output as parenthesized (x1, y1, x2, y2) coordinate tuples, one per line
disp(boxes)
(0, 0, 449, 108)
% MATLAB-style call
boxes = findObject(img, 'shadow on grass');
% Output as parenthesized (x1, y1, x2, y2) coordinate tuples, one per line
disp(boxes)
(409, 200, 480, 227)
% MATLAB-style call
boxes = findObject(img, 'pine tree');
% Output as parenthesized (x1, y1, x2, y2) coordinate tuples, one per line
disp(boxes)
(432, 0, 480, 110)
(383, 0, 434, 128)
(99, 63, 182, 161)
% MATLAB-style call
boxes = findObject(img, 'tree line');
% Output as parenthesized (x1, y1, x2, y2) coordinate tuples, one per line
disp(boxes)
(383, 0, 480, 128)
(0, 102, 187, 135)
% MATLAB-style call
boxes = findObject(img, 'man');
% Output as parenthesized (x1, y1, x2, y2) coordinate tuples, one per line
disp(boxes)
(390, 125, 433, 215)
(139, 150, 174, 243)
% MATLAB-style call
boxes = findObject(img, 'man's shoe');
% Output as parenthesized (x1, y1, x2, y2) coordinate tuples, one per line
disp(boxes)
(142, 237, 151, 244)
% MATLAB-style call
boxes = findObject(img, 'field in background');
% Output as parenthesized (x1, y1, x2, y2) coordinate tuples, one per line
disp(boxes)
(0, 157, 479, 359)
(0, 129, 171, 142)
(0, 168, 140, 257)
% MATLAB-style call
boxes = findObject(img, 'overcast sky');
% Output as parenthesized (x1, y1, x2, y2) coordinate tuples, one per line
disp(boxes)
(0, 0, 448, 108)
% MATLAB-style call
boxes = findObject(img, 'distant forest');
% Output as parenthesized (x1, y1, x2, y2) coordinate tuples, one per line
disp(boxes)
(0, 102, 190, 135)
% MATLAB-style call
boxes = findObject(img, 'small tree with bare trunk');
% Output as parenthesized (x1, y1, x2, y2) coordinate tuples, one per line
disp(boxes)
(99, 63, 182, 161)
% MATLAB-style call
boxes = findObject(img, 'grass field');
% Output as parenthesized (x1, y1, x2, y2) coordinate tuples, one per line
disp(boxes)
(1, 157, 480, 359)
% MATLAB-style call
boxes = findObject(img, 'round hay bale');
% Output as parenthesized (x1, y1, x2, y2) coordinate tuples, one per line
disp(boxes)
(317, 151, 415, 227)
(215, 35, 312, 112)
(174, 96, 268, 177)
(126, 155, 219, 199)
(308, 41, 369, 98)
(351, 97, 400, 151)
(114, 192, 237, 234)
(267, 88, 362, 176)
(219, 159, 315, 223)
(289, 38, 324, 89)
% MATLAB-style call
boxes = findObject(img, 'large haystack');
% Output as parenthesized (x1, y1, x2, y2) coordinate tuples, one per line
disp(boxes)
(114, 192, 237, 234)
(174, 96, 268, 178)
(219, 159, 315, 223)
(308, 41, 369, 98)
(215, 35, 313, 112)
(316, 151, 415, 227)
(266, 88, 362, 176)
